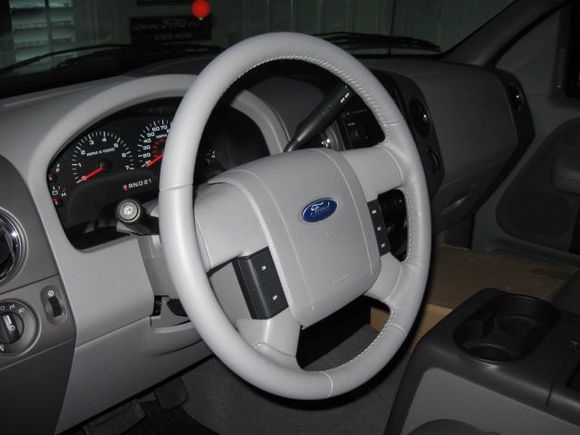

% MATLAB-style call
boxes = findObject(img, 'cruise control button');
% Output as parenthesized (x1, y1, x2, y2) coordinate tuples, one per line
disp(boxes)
(233, 248, 288, 319)
(368, 200, 390, 256)
(234, 248, 279, 289)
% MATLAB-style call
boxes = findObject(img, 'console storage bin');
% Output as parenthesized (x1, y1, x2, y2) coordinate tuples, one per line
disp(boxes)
(454, 293, 558, 362)
(386, 289, 580, 435)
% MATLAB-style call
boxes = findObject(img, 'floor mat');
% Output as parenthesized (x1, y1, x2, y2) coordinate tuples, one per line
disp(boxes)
(126, 401, 216, 435)
(182, 326, 407, 435)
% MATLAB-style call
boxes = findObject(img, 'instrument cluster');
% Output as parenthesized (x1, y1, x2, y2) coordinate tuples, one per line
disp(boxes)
(47, 98, 270, 247)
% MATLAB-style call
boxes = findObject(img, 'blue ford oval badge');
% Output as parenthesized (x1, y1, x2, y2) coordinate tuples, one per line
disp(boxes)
(301, 198, 337, 223)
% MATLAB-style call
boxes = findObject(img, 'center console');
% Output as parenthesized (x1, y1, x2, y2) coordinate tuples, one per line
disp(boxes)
(386, 289, 580, 435)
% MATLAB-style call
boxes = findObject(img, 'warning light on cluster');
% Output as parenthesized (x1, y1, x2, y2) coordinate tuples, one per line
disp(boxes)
(192, 0, 211, 20)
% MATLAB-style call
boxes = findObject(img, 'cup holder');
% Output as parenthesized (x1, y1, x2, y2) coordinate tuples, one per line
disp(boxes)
(496, 314, 539, 338)
(467, 343, 512, 362)
(454, 294, 559, 363)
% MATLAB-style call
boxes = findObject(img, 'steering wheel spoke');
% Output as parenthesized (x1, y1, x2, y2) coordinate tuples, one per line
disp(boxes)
(194, 183, 267, 271)
(236, 309, 301, 369)
(364, 252, 404, 303)
(341, 145, 404, 202)
(369, 257, 428, 335)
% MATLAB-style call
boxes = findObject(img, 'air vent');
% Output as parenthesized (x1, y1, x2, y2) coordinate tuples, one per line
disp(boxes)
(0, 212, 24, 284)
(409, 98, 430, 137)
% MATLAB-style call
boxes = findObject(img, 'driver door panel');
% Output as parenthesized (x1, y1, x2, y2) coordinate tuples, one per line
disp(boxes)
(473, 5, 580, 266)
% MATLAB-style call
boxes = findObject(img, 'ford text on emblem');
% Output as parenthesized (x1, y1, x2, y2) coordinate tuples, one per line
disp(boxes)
(301, 198, 337, 222)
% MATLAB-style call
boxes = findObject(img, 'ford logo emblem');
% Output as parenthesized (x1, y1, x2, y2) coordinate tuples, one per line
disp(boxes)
(301, 198, 337, 223)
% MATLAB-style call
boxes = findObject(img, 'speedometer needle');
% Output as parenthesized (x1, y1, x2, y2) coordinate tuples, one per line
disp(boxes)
(146, 154, 164, 168)
(78, 167, 104, 183)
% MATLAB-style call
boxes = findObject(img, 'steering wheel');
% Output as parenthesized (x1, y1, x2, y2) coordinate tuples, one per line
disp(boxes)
(159, 32, 431, 400)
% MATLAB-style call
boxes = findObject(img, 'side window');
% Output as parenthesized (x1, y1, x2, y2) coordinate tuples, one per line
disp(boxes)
(1, 0, 76, 72)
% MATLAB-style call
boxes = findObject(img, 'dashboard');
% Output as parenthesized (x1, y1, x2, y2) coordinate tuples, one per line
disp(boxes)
(0, 54, 533, 434)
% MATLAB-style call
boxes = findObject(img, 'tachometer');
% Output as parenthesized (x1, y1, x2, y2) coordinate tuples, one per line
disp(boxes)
(70, 131, 135, 184)
(136, 119, 170, 169)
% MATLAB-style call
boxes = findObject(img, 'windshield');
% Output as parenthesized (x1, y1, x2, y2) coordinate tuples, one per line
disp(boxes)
(0, 0, 513, 95)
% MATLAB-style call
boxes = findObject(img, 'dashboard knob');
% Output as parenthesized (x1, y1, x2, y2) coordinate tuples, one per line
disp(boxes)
(0, 311, 23, 344)
(0, 300, 36, 355)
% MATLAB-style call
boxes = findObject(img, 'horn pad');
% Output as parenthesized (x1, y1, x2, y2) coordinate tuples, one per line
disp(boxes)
(212, 148, 380, 327)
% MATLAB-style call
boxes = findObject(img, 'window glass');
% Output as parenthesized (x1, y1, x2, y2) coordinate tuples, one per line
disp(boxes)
(0, 0, 514, 95)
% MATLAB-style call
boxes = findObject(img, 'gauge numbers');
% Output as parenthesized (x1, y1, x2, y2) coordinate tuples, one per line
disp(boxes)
(136, 119, 170, 168)
(70, 131, 135, 184)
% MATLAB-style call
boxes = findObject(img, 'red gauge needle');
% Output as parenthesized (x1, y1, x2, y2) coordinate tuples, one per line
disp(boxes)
(146, 154, 164, 168)
(77, 167, 104, 183)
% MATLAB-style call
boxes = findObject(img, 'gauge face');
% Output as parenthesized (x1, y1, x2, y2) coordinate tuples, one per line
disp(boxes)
(70, 131, 135, 184)
(136, 119, 170, 169)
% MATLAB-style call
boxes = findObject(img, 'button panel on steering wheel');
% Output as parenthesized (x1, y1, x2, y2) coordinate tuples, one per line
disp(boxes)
(233, 248, 288, 319)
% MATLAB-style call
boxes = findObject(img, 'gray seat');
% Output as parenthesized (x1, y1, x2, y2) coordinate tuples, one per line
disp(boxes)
(552, 270, 580, 316)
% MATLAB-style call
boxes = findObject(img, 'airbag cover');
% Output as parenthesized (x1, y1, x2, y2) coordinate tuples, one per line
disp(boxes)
(211, 148, 380, 327)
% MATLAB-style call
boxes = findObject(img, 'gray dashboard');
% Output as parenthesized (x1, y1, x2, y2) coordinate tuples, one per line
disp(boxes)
(0, 55, 527, 432)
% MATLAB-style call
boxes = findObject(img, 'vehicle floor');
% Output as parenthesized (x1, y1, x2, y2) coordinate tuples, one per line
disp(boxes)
(65, 244, 578, 435)
(124, 401, 216, 435)
(181, 324, 407, 435)
(178, 244, 578, 435)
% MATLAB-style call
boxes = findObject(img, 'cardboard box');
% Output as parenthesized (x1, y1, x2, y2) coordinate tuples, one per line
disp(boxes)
(370, 245, 577, 346)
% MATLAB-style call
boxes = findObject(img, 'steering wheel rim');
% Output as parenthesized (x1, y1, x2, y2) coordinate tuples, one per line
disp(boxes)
(159, 32, 431, 400)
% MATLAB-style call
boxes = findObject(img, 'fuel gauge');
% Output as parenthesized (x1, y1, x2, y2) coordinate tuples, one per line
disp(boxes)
(49, 184, 68, 207)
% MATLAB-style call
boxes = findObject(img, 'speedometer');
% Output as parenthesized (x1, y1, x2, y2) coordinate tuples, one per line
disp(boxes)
(136, 119, 170, 169)
(70, 131, 135, 184)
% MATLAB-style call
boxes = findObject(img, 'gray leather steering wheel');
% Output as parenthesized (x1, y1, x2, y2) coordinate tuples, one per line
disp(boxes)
(159, 32, 431, 400)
